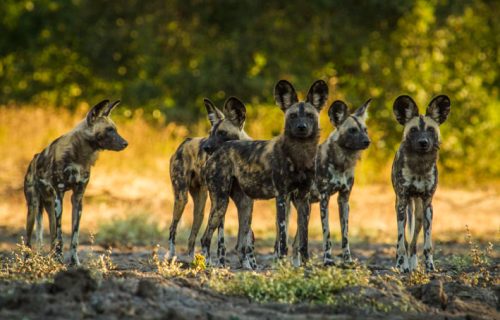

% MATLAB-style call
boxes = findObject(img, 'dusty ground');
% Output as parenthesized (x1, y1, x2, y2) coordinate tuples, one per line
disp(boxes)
(1, 168, 499, 319)
(0, 229, 498, 320)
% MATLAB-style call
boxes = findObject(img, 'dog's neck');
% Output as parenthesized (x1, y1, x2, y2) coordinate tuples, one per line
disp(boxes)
(66, 129, 100, 168)
(280, 133, 319, 170)
(401, 143, 438, 176)
(321, 132, 361, 172)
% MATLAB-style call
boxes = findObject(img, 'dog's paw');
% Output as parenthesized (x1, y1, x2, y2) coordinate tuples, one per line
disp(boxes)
(292, 254, 301, 268)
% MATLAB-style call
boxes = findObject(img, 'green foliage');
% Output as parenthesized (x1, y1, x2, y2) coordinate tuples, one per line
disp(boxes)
(0, 237, 66, 282)
(209, 261, 370, 304)
(96, 212, 164, 247)
(0, 236, 114, 283)
(151, 245, 207, 278)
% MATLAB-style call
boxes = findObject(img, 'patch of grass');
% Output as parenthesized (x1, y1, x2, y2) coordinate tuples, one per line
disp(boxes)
(96, 212, 164, 247)
(403, 266, 431, 286)
(0, 235, 116, 283)
(150, 245, 206, 278)
(82, 233, 116, 280)
(446, 254, 472, 273)
(0, 237, 66, 282)
(455, 226, 496, 287)
(209, 261, 370, 305)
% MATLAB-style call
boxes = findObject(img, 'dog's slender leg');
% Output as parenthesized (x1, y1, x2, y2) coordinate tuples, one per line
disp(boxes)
(274, 195, 291, 256)
(423, 200, 435, 272)
(168, 188, 188, 260)
(70, 185, 85, 266)
(43, 193, 63, 262)
(275, 195, 289, 259)
(46, 201, 56, 254)
(25, 187, 39, 249)
(319, 194, 333, 265)
(54, 192, 64, 261)
(338, 190, 353, 263)
(232, 188, 255, 269)
(395, 195, 410, 272)
(201, 194, 229, 266)
(294, 198, 311, 267)
(216, 219, 226, 266)
(187, 187, 207, 260)
(409, 198, 423, 271)
(35, 206, 44, 249)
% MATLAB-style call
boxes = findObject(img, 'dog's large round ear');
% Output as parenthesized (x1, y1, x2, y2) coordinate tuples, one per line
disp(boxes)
(426, 95, 450, 125)
(102, 100, 121, 117)
(204, 98, 224, 126)
(393, 95, 419, 125)
(274, 80, 298, 112)
(224, 96, 246, 129)
(306, 80, 329, 111)
(354, 98, 372, 122)
(86, 99, 109, 125)
(328, 100, 349, 127)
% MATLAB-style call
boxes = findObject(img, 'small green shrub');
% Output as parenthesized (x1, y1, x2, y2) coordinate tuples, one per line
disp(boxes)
(96, 212, 164, 247)
(0, 237, 66, 282)
(209, 261, 370, 305)
(150, 245, 206, 278)
(455, 226, 496, 287)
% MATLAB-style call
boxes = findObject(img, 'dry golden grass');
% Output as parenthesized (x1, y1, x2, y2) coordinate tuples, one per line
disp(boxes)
(0, 105, 498, 253)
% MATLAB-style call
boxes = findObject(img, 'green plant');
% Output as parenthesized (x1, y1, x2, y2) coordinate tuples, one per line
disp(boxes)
(209, 261, 371, 304)
(96, 212, 164, 247)
(82, 233, 116, 280)
(150, 245, 206, 278)
(0, 237, 66, 282)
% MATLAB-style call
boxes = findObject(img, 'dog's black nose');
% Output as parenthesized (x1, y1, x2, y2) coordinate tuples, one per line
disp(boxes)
(418, 139, 429, 148)
(122, 141, 128, 148)
(203, 144, 213, 153)
(363, 139, 370, 147)
(297, 123, 307, 131)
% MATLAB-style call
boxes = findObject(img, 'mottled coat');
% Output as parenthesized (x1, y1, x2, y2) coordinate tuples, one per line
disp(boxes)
(168, 97, 249, 260)
(311, 99, 371, 265)
(24, 100, 128, 265)
(391, 95, 451, 272)
(201, 80, 328, 268)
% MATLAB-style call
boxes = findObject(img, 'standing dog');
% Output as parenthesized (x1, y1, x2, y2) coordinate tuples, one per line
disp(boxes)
(24, 100, 128, 265)
(168, 97, 249, 260)
(312, 99, 371, 265)
(391, 95, 450, 272)
(201, 80, 328, 268)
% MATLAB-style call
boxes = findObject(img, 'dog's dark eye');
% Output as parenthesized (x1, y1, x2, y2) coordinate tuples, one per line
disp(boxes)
(290, 113, 298, 119)
(410, 127, 418, 133)
(363, 127, 368, 133)
(427, 127, 435, 133)
(306, 113, 315, 119)
(348, 127, 357, 134)
(218, 131, 227, 137)
(106, 127, 115, 133)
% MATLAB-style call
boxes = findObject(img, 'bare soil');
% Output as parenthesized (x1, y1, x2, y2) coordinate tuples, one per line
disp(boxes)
(0, 231, 498, 320)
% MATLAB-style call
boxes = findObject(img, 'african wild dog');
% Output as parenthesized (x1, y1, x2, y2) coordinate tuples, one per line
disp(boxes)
(24, 100, 128, 265)
(311, 99, 371, 265)
(391, 95, 451, 272)
(168, 97, 250, 261)
(201, 80, 328, 268)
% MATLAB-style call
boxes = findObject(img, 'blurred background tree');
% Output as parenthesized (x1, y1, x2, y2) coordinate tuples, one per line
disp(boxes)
(0, 0, 498, 184)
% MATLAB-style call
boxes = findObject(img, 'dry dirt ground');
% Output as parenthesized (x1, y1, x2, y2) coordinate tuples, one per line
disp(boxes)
(0, 230, 498, 320)
(1, 182, 498, 319)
